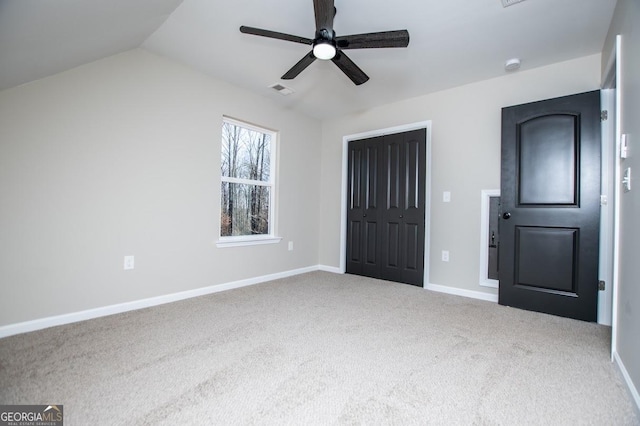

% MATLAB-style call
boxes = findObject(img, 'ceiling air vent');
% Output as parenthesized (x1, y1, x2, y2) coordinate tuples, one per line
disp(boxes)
(501, 0, 526, 7)
(269, 83, 294, 96)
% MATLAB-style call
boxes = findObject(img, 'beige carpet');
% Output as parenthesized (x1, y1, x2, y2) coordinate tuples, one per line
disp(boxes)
(1, 271, 638, 425)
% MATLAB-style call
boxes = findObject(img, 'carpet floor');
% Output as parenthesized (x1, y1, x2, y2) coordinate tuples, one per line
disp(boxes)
(1, 271, 638, 425)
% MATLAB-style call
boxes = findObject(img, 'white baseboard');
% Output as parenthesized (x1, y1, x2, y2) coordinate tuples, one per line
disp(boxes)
(0, 268, 512, 339)
(613, 351, 640, 414)
(425, 282, 499, 303)
(318, 264, 342, 274)
(0, 265, 322, 339)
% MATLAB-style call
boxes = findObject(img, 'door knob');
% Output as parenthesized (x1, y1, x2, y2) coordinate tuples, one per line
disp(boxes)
(502, 212, 511, 220)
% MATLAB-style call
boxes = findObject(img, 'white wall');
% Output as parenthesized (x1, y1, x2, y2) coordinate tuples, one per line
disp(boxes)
(319, 54, 602, 295)
(603, 0, 640, 406)
(0, 46, 615, 336)
(0, 48, 322, 327)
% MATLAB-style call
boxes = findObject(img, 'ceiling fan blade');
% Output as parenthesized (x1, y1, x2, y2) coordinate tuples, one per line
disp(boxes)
(313, 0, 335, 30)
(336, 30, 410, 49)
(282, 52, 317, 80)
(240, 26, 313, 45)
(331, 50, 369, 85)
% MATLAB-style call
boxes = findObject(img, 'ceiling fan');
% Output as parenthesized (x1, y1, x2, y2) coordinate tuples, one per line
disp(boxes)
(239, 0, 410, 85)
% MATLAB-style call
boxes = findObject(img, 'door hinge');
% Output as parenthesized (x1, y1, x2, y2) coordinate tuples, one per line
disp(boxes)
(601, 110, 608, 121)
(598, 280, 606, 291)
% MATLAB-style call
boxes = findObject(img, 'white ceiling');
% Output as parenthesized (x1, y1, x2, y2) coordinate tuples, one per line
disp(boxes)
(0, 0, 617, 120)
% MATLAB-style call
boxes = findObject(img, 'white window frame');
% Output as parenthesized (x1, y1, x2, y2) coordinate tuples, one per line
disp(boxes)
(216, 117, 281, 248)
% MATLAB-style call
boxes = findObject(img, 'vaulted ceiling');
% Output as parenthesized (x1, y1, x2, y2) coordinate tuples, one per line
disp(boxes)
(0, 0, 617, 120)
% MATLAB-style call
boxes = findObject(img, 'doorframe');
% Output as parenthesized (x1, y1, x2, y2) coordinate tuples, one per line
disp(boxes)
(599, 88, 615, 327)
(339, 121, 433, 287)
(602, 34, 622, 356)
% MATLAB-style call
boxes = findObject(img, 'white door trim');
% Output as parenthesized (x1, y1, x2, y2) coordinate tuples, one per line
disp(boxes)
(599, 87, 614, 327)
(339, 121, 433, 288)
(601, 34, 622, 356)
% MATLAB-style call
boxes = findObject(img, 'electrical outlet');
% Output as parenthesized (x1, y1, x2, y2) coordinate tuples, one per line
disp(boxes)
(623, 167, 631, 192)
(124, 256, 135, 270)
(441, 250, 449, 262)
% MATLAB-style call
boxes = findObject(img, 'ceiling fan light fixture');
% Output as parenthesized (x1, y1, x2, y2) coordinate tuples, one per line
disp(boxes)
(313, 41, 336, 60)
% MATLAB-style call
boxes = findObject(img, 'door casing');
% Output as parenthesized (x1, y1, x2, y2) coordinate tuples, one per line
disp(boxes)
(340, 120, 432, 288)
(601, 34, 622, 351)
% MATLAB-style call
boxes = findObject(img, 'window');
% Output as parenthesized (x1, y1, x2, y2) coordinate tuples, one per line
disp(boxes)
(218, 117, 279, 247)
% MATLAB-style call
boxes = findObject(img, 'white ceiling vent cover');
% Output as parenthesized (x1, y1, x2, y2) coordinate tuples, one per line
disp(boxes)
(269, 83, 294, 96)
(501, 0, 526, 7)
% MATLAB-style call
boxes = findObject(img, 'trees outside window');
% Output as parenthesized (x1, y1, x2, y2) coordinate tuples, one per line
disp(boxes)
(220, 118, 275, 239)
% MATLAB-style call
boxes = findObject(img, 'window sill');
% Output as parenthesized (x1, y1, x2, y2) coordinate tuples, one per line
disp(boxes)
(216, 236, 282, 248)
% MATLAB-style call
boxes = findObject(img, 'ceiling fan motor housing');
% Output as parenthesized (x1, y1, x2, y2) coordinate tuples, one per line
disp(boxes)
(315, 28, 334, 42)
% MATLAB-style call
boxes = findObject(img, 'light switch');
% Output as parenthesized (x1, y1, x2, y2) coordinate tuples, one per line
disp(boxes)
(620, 134, 629, 159)
(443, 191, 451, 202)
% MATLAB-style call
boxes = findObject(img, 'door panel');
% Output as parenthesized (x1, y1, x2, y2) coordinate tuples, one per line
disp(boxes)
(385, 222, 400, 268)
(399, 130, 427, 286)
(347, 144, 364, 275)
(348, 220, 361, 264)
(518, 114, 578, 205)
(365, 145, 379, 209)
(515, 227, 577, 293)
(364, 221, 378, 266)
(404, 223, 420, 270)
(405, 138, 421, 209)
(500, 90, 600, 321)
(381, 132, 404, 282)
(386, 137, 402, 210)
(346, 137, 384, 277)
